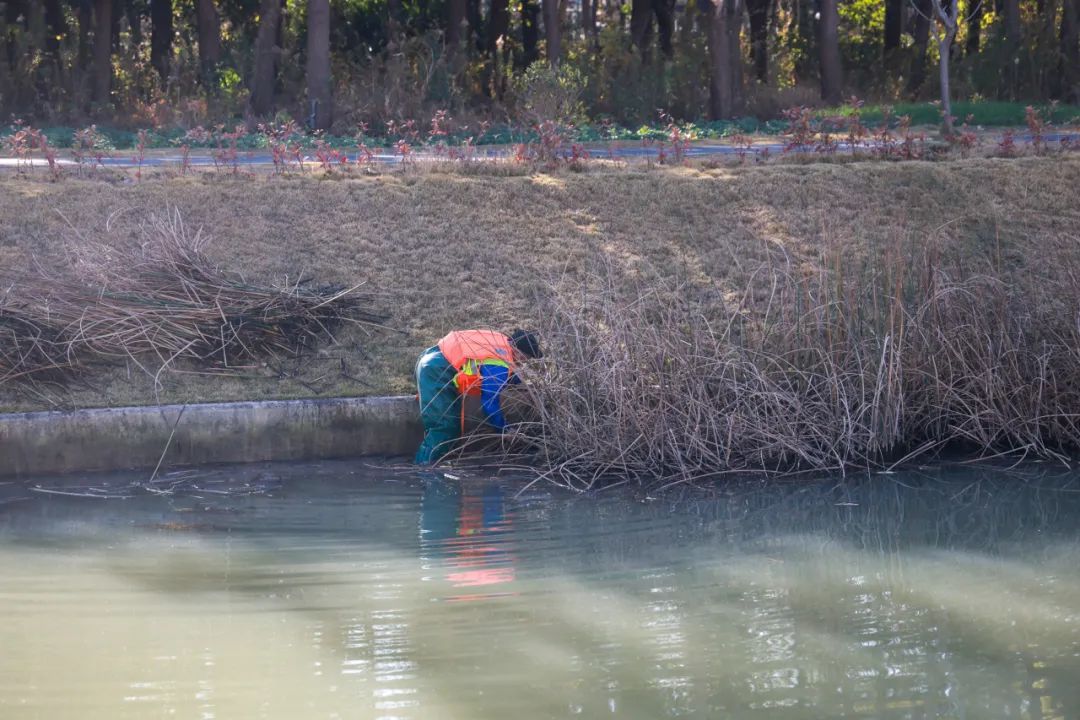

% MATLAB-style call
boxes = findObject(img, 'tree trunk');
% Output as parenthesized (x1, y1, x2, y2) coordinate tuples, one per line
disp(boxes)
(521, 0, 541, 67)
(818, 0, 842, 103)
(1060, 0, 1079, 100)
(794, 0, 817, 82)
(484, 0, 509, 95)
(125, 0, 143, 48)
(654, 0, 675, 58)
(3, 0, 24, 30)
(196, 0, 221, 83)
(884, 0, 902, 52)
(387, 0, 403, 38)
(92, 0, 112, 106)
(43, 0, 66, 58)
(4, 0, 25, 73)
(908, 0, 931, 95)
(709, 0, 733, 119)
(77, 0, 93, 71)
(543, 0, 561, 64)
(1003, 0, 1021, 48)
(488, 0, 509, 55)
(938, 28, 956, 133)
(1001, 0, 1020, 96)
(249, 0, 283, 116)
(447, 0, 467, 49)
(582, 0, 592, 38)
(468, 0, 483, 54)
(306, 0, 332, 130)
(111, 0, 121, 52)
(544, 0, 561, 64)
(631, 0, 675, 61)
(630, 0, 654, 58)
(587, 0, 599, 45)
(703, 0, 743, 119)
(150, 0, 172, 83)
(746, 0, 770, 81)
(729, 5, 745, 109)
(965, 0, 982, 55)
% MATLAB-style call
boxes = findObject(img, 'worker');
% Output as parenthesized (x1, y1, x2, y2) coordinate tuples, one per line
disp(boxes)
(414, 328, 542, 465)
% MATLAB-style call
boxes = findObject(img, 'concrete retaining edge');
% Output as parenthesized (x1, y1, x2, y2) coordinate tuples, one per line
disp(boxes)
(0, 396, 423, 478)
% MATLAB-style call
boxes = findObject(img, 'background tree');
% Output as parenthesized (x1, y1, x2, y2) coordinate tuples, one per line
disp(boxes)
(150, 0, 172, 83)
(1058, 0, 1079, 100)
(908, 0, 932, 94)
(196, 0, 222, 85)
(746, 0, 772, 81)
(250, 0, 284, 117)
(447, 0, 468, 52)
(702, 0, 745, 119)
(543, 0, 561, 64)
(76, 0, 93, 72)
(488, 0, 510, 60)
(520, 0, 541, 67)
(92, 0, 112, 107)
(1, 0, 1078, 133)
(486, 0, 510, 95)
(965, 0, 983, 55)
(631, 0, 677, 60)
(307, 0, 332, 129)
(884, 0, 903, 54)
(818, 0, 843, 103)
(43, 0, 67, 62)
(911, 0, 968, 134)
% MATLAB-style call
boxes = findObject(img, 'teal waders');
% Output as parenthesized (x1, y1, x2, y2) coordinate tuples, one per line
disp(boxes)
(414, 346, 461, 464)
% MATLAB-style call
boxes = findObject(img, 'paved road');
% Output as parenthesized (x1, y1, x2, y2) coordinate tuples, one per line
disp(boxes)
(1, 132, 1075, 169)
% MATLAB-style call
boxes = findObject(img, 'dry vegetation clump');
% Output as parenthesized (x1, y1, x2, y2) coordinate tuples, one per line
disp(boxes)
(504, 250, 1080, 490)
(1, 211, 385, 394)
(0, 298, 75, 386)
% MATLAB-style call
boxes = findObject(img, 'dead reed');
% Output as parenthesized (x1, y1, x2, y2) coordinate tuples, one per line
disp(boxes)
(504, 249, 1080, 491)
(0, 299, 74, 385)
(1, 210, 385, 391)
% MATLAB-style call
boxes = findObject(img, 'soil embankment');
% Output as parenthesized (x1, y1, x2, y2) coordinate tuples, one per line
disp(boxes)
(1, 158, 1078, 414)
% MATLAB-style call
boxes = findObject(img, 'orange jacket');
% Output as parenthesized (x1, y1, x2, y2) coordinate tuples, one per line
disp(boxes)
(438, 329, 517, 396)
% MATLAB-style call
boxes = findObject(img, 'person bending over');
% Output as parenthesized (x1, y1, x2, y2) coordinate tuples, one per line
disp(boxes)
(414, 328, 542, 465)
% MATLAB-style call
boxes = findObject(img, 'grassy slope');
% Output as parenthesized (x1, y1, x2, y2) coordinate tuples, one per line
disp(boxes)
(2, 157, 1079, 412)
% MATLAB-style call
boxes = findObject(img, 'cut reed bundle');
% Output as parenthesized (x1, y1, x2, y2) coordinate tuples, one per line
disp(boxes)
(0, 300, 75, 385)
(1, 210, 386, 388)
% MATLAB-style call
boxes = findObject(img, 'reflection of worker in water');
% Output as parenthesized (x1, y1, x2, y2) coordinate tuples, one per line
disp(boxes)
(414, 328, 542, 465)
(420, 481, 516, 595)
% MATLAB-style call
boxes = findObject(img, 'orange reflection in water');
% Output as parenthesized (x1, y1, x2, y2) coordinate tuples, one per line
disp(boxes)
(424, 484, 518, 601)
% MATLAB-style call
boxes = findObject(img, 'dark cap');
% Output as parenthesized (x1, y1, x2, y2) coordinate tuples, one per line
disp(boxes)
(510, 328, 542, 359)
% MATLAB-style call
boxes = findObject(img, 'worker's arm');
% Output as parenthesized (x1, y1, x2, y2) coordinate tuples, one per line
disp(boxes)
(479, 363, 513, 431)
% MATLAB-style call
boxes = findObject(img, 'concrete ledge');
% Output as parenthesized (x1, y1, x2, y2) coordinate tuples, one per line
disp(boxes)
(0, 396, 422, 478)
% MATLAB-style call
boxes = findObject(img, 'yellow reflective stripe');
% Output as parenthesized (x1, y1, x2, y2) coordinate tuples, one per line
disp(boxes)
(453, 358, 511, 390)
(460, 358, 509, 376)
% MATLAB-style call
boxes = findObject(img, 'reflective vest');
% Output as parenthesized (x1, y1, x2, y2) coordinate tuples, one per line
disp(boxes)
(438, 329, 517, 396)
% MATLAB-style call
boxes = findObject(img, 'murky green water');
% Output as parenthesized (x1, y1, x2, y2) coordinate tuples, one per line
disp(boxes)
(2, 461, 1080, 719)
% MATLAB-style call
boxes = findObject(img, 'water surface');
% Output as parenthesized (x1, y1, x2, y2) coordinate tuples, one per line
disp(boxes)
(2, 460, 1079, 719)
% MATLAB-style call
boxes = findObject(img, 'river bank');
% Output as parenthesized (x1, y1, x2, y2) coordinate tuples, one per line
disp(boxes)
(3, 158, 1080, 481)
(3, 157, 1077, 411)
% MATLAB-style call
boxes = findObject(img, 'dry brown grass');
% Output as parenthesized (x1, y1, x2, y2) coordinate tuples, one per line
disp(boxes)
(493, 254, 1080, 490)
(1, 157, 1078, 412)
